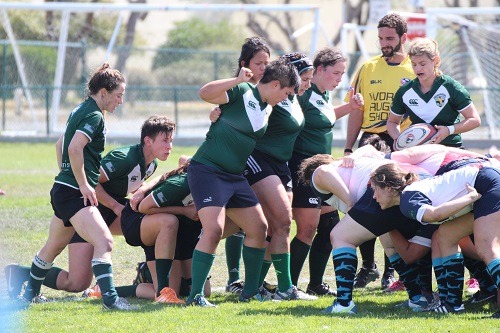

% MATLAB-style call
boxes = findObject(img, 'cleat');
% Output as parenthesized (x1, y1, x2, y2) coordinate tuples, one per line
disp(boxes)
(155, 287, 185, 305)
(274, 285, 318, 301)
(306, 282, 337, 296)
(257, 286, 276, 301)
(82, 284, 101, 298)
(132, 262, 152, 285)
(261, 280, 277, 294)
(426, 301, 465, 314)
(103, 297, 138, 311)
(465, 278, 480, 293)
(381, 271, 397, 290)
(353, 265, 380, 288)
(488, 310, 499, 319)
(395, 296, 429, 312)
(4, 264, 28, 299)
(225, 280, 244, 294)
(322, 300, 358, 315)
(238, 288, 276, 303)
(186, 294, 216, 307)
(465, 289, 496, 304)
(383, 280, 406, 293)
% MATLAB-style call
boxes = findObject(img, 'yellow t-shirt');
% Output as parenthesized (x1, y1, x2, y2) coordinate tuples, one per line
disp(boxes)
(345, 55, 415, 133)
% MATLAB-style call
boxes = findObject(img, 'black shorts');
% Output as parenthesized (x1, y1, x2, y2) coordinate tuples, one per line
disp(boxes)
(120, 202, 155, 261)
(175, 221, 202, 260)
(244, 149, 292, 192)
(50, 182, 90, 227)
(348, 187, 422, 238)
(70, 196, 128, 244)
(289, 151, 322, 209)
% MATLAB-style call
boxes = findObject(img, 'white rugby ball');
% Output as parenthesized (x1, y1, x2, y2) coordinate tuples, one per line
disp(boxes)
(395, 123, 437, 151)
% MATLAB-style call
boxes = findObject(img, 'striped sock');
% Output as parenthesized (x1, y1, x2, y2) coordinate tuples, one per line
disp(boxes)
(433, 257, 447, 300)
(389, 253, 421, 301)
(442, 253, 464, 308)
(23, 254, 53, 300)
(332, 247, 357, 307)
(91, 258, 118, 307)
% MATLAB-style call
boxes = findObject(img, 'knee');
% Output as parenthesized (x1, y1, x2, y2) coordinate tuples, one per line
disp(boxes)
(296, 223, 316, 241)
(162, 216, 179, 232)
(65, 280, 91, 293)
(204, 227, 224, 244)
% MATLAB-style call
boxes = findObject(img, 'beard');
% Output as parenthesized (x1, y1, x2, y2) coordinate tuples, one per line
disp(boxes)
(382, 40, 402, 58)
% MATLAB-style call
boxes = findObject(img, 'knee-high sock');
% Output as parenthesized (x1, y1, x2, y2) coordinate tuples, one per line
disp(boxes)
(433, 257, 447, 301)
(23, 254, 53, 300)
(91, 258, 118, 307)
(415, 253, 433, 293)
(442, 253, 465, 308)
(309, 211, 338, 287)
(486, 258, 500, 289)
(290, 237, 311, 286)
(332, 247, 357, 306)
(188, 250, 215, 300)
(389, 254, 421, 301)
(225, 233, 244, 284)
(359, 238, 376, 269)
(115, 285, 138, 298)
(156, 258, 173, 295)
(272, 253, 292, 292)
(241, 245, 265, 297)
(258, 260, 272, 287)
(465, 255, 497, 292)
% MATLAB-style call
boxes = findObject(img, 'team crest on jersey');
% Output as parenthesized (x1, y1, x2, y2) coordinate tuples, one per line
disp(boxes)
(182, 194, 194, 206)
(105, 162, 116, 172)
(434, 94, 446, 107)
(130, 175, 138, 182)
(157, 192, 167, 204)
(400, 78, 411, 86)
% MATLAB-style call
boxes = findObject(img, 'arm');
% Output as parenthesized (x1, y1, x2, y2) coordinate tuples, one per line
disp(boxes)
(334, 89, 364, 121)
(391, 144, 484, 165)
(55, 134, 63, 171)
(386, 113, 403, 140)
(95, 171, 124, 217)
(341, 145, 385, 168)
(313, 164, 351, 208)
(345, 107, 363, 154)
(198, 67, 252, 104)
(433, 104, 481, 144)
(388, 229, 430, 264)
(138, 194, 199, 220)
(68, 131, 97, 206)
(421, 184, 481, 223)
(129, 174, 162, 211)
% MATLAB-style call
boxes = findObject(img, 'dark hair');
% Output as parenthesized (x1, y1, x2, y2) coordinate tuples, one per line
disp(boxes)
(235, 37, 271, 77)
(370, 164, 419, 194)
(260, 58, 300, 92)
(359, 134, 391, 154)
(140, 115, 176, 145)
(159, 160, 190, 182)
(297, 154, 335, 186)
(281, 52, 314, 75)
(313, 47, 346, 73)
(87, 62, 125, 97)
(378, 13, 408, 37)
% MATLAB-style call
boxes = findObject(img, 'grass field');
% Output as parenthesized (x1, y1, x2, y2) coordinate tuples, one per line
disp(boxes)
(0, 142, 498, 333)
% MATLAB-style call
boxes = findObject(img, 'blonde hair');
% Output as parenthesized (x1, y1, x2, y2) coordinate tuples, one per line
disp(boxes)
(408, 38, 442, 76)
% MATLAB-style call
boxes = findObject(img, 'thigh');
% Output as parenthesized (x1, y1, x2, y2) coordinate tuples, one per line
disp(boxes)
(252, 175, 292, 229)
(70, 206, 112, 246)
(473, 210, 500, 263)
(331, 213, 377, 248)
(140, 213, 178, 246)
(226, 205, 267, 234)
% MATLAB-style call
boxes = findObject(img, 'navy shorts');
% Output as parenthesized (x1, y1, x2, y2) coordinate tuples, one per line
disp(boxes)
(408, 224, 439, 248)
(473, 167, 500, 219)
(244, 149, 292, 192)
(187, 161, 259, 210)
(289, 151, 322, 209)
(70, 196, 128, 244)
(175, 221, 202, 260)
(120, 202, 155, 261)
(50, 182, 91, 227)
(348, 187, 423, 238)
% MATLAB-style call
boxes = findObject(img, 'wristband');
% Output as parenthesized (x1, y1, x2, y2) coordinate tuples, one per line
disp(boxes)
(344, 148, 353, 153)
(447, 125, 455, 135)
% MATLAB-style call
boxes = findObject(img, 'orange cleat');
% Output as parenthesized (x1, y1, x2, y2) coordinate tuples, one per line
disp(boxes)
(155, 287, 186, 305)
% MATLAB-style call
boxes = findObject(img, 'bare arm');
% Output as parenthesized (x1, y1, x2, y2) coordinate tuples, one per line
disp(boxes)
(334, 89, 364, 121)
(198, 67, 252, 104)
(68, 131, 97, 206)
(390, 144, 484, 165)
(433, 104, 481, 144)
(386, 113, 403, 140)
(138, 194, 199, 220)
(129, 175, 162, 211)
(313, 164, 351, 208)
(345, 108, 363, 153)
(95, 171, 124, 217)
(388, 229, 430, 264)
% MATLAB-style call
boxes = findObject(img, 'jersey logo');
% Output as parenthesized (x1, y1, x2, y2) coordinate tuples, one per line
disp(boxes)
(370, 79, 382, 84)
(400, 78, 411, 86)
(243, 90, 270, 132)
(130, 175, 138, 182)
(308, 197, 319, 205)
(309, 91, 336, 125)
(434, 94, 446, 107)
(157, 192, 166, 204)
(248, 100, 257, 109)
(203, 196, 212, 203)
(105, 162, 116, 172)
(409, 99, 419, 106)
(84, 123, 96, 134)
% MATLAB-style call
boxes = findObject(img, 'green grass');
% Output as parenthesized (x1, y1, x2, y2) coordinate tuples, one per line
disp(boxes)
(0, 142, 498, 333)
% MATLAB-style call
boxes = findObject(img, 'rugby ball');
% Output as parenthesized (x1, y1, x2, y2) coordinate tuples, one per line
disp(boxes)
(394, 123, 437, 151)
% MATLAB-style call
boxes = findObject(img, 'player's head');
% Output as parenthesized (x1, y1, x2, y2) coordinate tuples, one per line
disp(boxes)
(297, 154, 335, 186)
(408, 37, 443, 77)
(370, 163, 418, 209)
(281, 52, 314, 95)
(359, 134, 391, 154)
(312, 47, 347, 91)
(87, 63, 126, 113)
(140, 115, 176, 161)
(259, 58, 300, 105)
(377, 13, 408, 58)
(236, 37, 271, 84)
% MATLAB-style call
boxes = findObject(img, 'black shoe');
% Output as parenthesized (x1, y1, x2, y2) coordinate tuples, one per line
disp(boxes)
(381, 271, 396, 289)
(353, 265, 380, 289)
(489, 310, 500, 319)
(132, 262, 152, 285)
(306, 282, 337, 296)
(426, 301, 465, 314)
(465, 289, 497, 304)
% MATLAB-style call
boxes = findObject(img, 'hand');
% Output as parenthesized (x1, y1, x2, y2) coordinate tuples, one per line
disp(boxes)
(348, 88, 364, 111)
(237, 67, 253, 83)
(341, 155, 355, 168)
(80, 183, 98, 207)
(112, 203, 125, 220)
(429, 125, 451, 144)
(184, 204, 199, 221)
(465, 183, 481, 202)
(209, 106, 222, 123)
(130, 190, 145, 211)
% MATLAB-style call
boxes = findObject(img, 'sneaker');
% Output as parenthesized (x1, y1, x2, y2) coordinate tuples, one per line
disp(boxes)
(132, 262, 152, 285)
(82, 284, 101, 298)
(257, 286, 276, 301)
(13, 294, 48, 310)
(274, 286, 318, 301)
(262, 280, 277, 294)
(353, 266, 380, 288)
(322, 300, 358, 315)
(381, 271, 397, 289)
(465, 278, 480, 293)
(426, 301, 465, 314)
(306, 282, 337, 296)
(186, 294, 216, 307)
(238, 289, 274, 303)
(4, 264, 28, 299)
(103, 297, 138, 311)
(225, 280, 244, 294)
(465, 289, 496, 304)
(155, 287, 185, 305)
(383, 280, 406, 293)
(395, 296, 429, 312)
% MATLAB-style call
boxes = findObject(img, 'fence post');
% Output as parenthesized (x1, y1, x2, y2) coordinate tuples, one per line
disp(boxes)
(1, 43, 6, 131)
(46, 87, 50, 136)
(173, 87, 179, 133)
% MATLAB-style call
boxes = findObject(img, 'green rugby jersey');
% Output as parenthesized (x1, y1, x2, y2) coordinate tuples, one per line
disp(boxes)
(55, 98, 106, 189)
(255, 94, 305, 162)
(150, 173, 195, 225)
(100, 143, 158, 198)
(294, 83, 336, 156)
(192, 82, 272, 174)
(391, 74, 472, 146)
